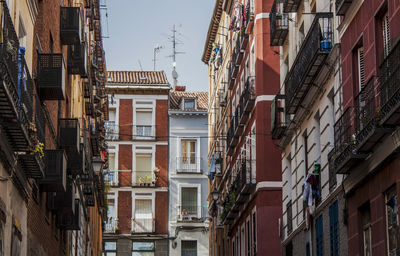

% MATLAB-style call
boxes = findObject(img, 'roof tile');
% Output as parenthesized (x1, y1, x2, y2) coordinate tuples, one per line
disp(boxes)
(107, 71, 169, 85)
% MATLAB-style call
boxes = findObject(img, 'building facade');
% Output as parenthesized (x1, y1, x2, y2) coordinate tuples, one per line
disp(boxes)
(333, 0, 400, 255)
(269, 0, 349, 255)
(168, 88, 209, 256)
(0, 0, 107, 255)
(103, 71, 170, 256)
(202, 0, 282, 255)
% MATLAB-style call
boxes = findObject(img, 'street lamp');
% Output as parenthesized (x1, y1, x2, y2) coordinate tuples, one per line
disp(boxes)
(92, 156, 104, 174)
(212, 188, 219, 202)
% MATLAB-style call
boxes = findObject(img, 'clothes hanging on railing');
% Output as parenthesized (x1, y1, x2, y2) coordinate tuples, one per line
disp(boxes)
(302, 173, 320, 207)
(230, 2, 244, 32)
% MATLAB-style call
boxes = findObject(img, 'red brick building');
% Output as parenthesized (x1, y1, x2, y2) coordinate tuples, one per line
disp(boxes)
(103, 71, 170, 256)
(333, 0, 400, 255)
(202, 0, 282, 255)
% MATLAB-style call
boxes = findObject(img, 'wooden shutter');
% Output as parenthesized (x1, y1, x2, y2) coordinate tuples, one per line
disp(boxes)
(329, 201, 339, 256)
(316, 215, 324, 256)
(382, 12, 391, 58)
(358, 47, 365, 90)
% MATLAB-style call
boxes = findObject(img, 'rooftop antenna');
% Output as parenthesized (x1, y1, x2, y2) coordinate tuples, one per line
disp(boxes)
(167, 24, 185, 89)
(153, 45, 163, 71)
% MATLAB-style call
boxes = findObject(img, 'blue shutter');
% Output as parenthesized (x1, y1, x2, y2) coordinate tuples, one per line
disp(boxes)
(316, 215, 323, 256)
(329, 201, 339, 256)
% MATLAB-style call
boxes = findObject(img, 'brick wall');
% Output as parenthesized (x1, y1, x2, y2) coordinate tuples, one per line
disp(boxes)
(155, 192, 168, 234)
(118, 144, 132, 187)
(118, 191, 132, 234)
(119, 99, 133, 140)
(156, 100, 168, 141)
(155, 145, 168, 187)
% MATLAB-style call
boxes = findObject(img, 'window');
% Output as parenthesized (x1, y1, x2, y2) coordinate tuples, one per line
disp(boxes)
(135, 109, 152, 137)
(18, 18, 27, 48)
(181, 139, 196, 165)
(382, 12, 391, 58)
(385, 186, 399, 256)
(315, 215, 323, 256)
(105, 153, 117, 186)
(135, 153, 152, 185)
(357, 47, 365, 90)
(103, 241, 117, 256)
(285, 241, 293, 256)
(329, 201, 339, 256)
(11, 225, 22, 256)
(252, 211, 257, 254)
(286, 201, 293, 235)
(361, 204, 372, 256)
(0, 220, 3, 256)
(105, 193, 117, 233)
(246, 220, 250, 256)
(184, 99, 195, 109)
(132, 241, 154, 256)
(181, 187, 198, 217)
(133, 199, 153, 233)
(298, 23, 305, 49)
(182, 241, 197, 256)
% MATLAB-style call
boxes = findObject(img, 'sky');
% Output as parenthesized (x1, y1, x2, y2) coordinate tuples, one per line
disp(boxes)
(102, 0, 215, 91)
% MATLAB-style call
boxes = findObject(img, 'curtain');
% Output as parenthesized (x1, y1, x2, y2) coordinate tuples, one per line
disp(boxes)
(182, 188, 197, 215)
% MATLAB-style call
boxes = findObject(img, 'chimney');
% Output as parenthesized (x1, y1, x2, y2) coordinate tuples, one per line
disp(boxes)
(175, 86, 186, 92)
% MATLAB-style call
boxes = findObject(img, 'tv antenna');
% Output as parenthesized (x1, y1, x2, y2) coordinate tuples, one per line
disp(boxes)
(167, 24, 185, 88)
(153, 45, 163, 71)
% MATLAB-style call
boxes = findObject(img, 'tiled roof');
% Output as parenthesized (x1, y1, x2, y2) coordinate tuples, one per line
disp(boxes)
(202, 0, 223, 64)
(170, 91, 208, 111)
(107, 71, 169, 85)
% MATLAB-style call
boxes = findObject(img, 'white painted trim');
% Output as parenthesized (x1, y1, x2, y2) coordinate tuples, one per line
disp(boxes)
(256, 181, 283, 190)
(255, 12, 270, 23)
(255, 95, 275, 104)
(178, 183, 202, 219)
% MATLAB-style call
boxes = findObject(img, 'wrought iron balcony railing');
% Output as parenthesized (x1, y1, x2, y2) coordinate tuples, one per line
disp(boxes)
(56, 199, 80, 230)
(131, 217, 155, 233)
(285, 13, 333, 114)
(282, 0, 301, 13)
(37, 54, 66, 100)
(176, 157, 202, 174)
(104, 217, 119, 233)
(132, 125, 154, 139)
(271, 95, 287, 140)
(335, 0, 353, 15)
(104, 121, 119, 140)
(67, 42, 87, 76)
(104, 170, 119, 186)
(245, 0, 255, 34)
(60, 7, 82, 45)
(270, 0, 289, 46)
(47, 178, 75, 214)
(133, 171, 156, 187)
(239, 76, 256, 124)
(379, 40, 400, 126)
(59, 118, 80, 155)
(40, 150, 68, 192)
(177, 205, 208, 222)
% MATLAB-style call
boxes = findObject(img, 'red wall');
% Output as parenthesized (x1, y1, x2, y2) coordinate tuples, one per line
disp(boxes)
(118, 144, 132, 187)
(119, 99, 133, 140)
(118, 191, 132, 234)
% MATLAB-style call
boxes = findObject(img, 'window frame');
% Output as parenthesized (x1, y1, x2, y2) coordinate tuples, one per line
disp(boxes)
(132, 194, 155, 233)
(181, 240, 197, 256)
(178, 183, 201, 219)
(103, 241, 117, 256)
(132, 241, 155, 256)
(133, 146, 155, 185)
(177, 137, 201, 173)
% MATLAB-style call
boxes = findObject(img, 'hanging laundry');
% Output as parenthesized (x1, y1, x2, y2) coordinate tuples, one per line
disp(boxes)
(229, 2, 243, 32)
(302, 174, 313, 206)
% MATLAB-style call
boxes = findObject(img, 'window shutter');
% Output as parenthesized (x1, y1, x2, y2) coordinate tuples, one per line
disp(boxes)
(383, 12, 391, 58)
(329, 201, 339, 256)
(134, 199, 152, 233)
(136, 110, 152, 126)
(358, 47, 365, 90)
(316, 215, 324, 256)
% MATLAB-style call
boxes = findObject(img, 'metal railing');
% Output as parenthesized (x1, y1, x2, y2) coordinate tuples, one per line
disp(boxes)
(176, 157, 201, 173)
(104, 170, 118, 186)
(270, 0, 289, 46)
(133, 171, 155, 186)
(271, 95, 287, 140)
(104, 217, 119, 233)
(104, 121, 119, 140)
(131, 217, 155, 233)
(285, 13, 333, 114)
(60, 7, 82, 45)
(177, 205, 208, 222)
(132, 125, 154, 139)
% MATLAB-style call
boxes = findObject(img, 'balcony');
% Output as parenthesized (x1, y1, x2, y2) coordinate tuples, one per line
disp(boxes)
(335, 0, 353, 15)
(176, 157, 201, 174)
(84, 79, 92, 98)
(226, 120, 238, 156)
(85, 96, 95, 117)
(93, 0, 101, 20)
(90, 121, 100, 156)
(378, 40, 400, 127)
(67, 42, 87, 76)
(239, 76, 255, 125)
(234, 38, 244, 66)
(104, 217, 119, 233)
(67, 143, 85, 176)
(228, 62, 236, 90)
(270, 0, 289, 46)
(94, 20, 101, 41)
(283, 0, 301, 13)
(271, 95, 287, 140)
(59, 118, 80, 155)
(132, 125, 154, 140)
(244, 1, 255, 35)
(354, 77, 392, 153)
(105, 121, 119, 140)
(284, 13, 333, 114)
(131, 218, 155, 233)
(40, 150, 67, 192)
(177, 205, 208, 222)
(235, 159, 256, 201)
(85, 194, 95, 207)
(104, 170, 119, 186)
(56, 199, 80, 230)
(133, 171, 156, 187)
(47, 178, 75, 214)
(333, 108, 366, 174)
(37, 54, 66, 100)
(60, 7, 82, 45)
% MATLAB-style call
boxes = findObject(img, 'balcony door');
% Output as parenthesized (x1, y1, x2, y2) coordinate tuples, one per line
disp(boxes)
(135, 109, 153, 138)
(105, 193, 117, 233)
(181, 187, 199, 219)
(135, 153, 152, 185)
(133, 199, 153, 233)
(180, 139, 197, 172)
